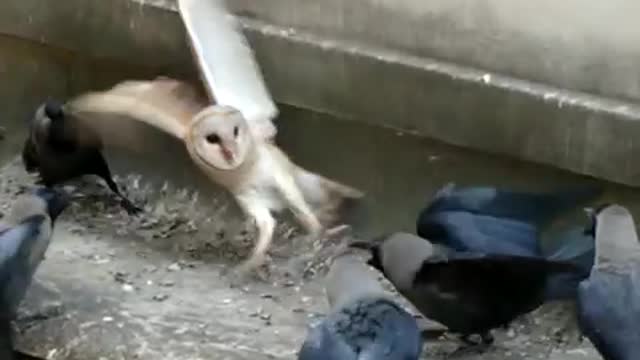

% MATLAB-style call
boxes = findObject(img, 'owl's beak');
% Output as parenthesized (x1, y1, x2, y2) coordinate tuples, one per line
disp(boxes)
(220, 146, 235, 164)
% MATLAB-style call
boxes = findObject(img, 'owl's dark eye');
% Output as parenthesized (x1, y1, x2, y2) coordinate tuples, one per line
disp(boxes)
(206, 134, 221, 144)
(233, 126, 239, 138)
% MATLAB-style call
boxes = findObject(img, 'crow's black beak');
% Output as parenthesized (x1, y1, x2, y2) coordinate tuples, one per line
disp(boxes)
(348, 240, 375, 250)
(34, 187, 70, 222)
(349, 232, 393, 249)
(347, 238, 385, 271)
(592, 203, 613, 217)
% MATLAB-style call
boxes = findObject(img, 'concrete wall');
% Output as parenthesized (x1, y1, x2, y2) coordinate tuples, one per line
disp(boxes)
(230, 0, 640, 103)
(1, 0, 640, 188)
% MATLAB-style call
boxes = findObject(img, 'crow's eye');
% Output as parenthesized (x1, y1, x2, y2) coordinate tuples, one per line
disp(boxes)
(233, 126, 239, 137)
(206, 134, 221, 144)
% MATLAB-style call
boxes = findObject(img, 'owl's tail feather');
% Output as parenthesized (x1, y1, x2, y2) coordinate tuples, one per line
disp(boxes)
(294, 167, 365, 227)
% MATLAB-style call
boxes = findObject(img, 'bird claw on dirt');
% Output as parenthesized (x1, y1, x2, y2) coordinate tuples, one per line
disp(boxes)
(226, 259, 272, 287)
(120, 198, 144, 216)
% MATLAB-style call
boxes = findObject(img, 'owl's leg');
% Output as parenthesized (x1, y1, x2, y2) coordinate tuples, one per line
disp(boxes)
(325, 224, 351, 237)
(236, 196, 276, 270)
(275, 173, 322, 235)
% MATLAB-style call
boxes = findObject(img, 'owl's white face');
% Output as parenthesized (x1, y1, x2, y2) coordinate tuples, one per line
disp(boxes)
(188, 106, 252, 170)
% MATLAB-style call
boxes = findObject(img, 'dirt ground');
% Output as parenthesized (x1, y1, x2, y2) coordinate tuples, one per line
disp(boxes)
(0, 156, 602, 360)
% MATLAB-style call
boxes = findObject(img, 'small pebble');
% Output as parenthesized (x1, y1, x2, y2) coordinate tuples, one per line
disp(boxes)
(92, 256, 111, 265)
(159, 279, 175, 287)
(144, 265, 158, 273)
(174, 327, 189, 335)
(113, 271, 130, 284)
(102, 317, 114, 322)
(181, 261, 198, 269)
(122, 284, 134, 292)
(566, 349, 589, 356)
(167, 263, 182, 272)
(152, 294, 169, 302)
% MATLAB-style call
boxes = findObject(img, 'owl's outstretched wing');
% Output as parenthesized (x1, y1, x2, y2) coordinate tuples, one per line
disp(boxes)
(177, 0, 278, 141)
(64, 77, 209, 152)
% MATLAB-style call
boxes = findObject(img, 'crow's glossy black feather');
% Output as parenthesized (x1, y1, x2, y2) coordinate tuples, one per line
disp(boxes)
(406, 252, 582, 337)
(22, 102, 141, 214)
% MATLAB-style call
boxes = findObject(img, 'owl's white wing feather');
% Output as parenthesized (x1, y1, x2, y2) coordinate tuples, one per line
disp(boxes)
(177, 0, 278, 141)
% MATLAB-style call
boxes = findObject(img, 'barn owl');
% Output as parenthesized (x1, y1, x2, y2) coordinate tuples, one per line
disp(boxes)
(65, 0, 364, 270)
(65, 78, 362, 270)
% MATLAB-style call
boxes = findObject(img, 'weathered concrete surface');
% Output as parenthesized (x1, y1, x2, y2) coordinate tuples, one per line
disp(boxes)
(2, 0, 640, 188)
(0, 35, 67, 164)
(228, 0, 640, 103)
(0, 0, 192, 76)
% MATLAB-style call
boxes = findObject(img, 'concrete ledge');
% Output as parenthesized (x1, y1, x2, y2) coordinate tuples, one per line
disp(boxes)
(0, 0, 193, 75)
(228, 0, 640, 103)
(1, 0, 640, 187)
(243, 19, 640, 187)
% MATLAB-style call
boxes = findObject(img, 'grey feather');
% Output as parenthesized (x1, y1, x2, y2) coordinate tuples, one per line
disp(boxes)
(298, 255, 423, 360)
(577, 204, 640, 360)
(0, 215, 47, 318)
(0, 188, 68, 359)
